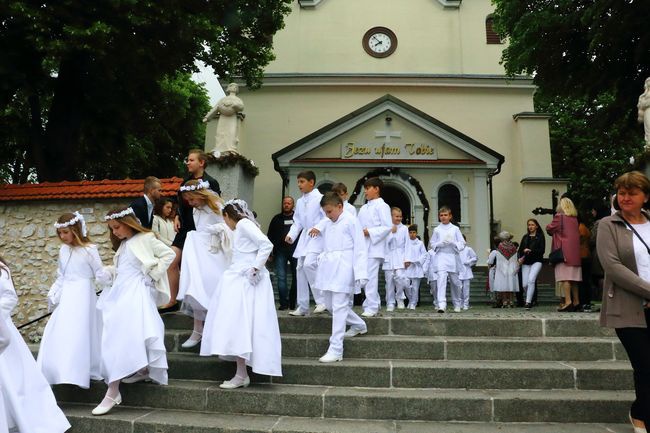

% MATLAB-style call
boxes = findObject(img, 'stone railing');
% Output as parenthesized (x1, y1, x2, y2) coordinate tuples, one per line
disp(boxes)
(1, 199, 132, 342)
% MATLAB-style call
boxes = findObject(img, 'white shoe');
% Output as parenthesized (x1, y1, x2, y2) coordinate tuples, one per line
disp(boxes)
(220, 375, 250, 389)
(289, 307, 308, 316)
(319, 352, 343, 363)
(313, 304, 327, 314)
(408, 304, 416, 310)
(361, 311, 376, 318)
(397, 301, 405, 309)
(181, 331, 202, 348)
(386, 305, 395, 312)
(453, 307, 461, 313)
(92, 393, 122, 416)
(344, 326, 367, 338)
(122, 371, 150, 384)
(462, 306, 469, 311)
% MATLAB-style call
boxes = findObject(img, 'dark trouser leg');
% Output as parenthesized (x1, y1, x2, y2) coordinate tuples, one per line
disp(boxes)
(616, 309, 650, 423)
(579, 257, 592, 306)
(274, 250, 289, 308)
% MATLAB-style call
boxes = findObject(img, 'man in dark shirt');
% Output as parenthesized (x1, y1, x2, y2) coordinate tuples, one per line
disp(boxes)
(130, 176, 162, 229)
(267, 196, 298, 310)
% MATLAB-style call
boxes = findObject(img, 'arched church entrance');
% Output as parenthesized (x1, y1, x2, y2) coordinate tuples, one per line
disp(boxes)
(382, 184, 411, 225)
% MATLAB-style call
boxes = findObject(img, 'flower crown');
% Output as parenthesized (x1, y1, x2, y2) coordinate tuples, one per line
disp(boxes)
(179, 180, 210, 192)
(104, 207, 135, 221)
(224, 198, 247, 209)
(54, 211, 88, 237)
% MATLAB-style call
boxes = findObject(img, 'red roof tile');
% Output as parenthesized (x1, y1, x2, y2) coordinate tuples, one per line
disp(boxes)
(0, 178, 184, 201)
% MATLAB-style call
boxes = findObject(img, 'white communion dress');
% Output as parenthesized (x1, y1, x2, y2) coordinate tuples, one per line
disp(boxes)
(97, 237, 169, 384)
(200, 218, 282, 377)
(0, 266, 71, 433)
(37, 244, 104, 388)
(177, 205, 232, 320)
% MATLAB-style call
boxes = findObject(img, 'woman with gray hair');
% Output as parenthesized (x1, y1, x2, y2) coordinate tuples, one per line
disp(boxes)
(486, 231, 520, 308)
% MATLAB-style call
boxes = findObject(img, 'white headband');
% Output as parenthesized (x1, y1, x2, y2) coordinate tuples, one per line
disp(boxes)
(179, 180, 210, 192)
(104, 207, 135, 221)
(54, 211, 87, 237)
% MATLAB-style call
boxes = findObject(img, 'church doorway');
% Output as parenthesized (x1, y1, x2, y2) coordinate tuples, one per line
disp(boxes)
(382, 185, 411, 224)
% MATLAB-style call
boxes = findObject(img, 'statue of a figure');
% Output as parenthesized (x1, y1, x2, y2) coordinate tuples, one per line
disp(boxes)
(638, 77, 650, 150)
(205, 83, 244, 154)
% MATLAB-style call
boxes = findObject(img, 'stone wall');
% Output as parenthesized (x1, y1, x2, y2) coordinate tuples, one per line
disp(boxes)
(0, 199, 134, 342)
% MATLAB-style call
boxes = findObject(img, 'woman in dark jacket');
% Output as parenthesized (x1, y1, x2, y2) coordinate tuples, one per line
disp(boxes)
(518, 218, 545, 310)
(598, 171, 650, 432)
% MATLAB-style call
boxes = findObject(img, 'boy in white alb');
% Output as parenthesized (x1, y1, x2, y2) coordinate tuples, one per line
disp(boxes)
(309, 192, 368, 362)
(331, 182, 357, 217)
(356, 177, 392, 317)
(383, 207, 409, 311)
(404, 224, 428, 309)
(429, 206, 465, 313)
(286, 171, 327, 316)
(457, 235, 478, 311)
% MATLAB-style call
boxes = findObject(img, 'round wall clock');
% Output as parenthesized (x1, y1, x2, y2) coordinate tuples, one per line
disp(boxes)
(362, 27, 397, 58)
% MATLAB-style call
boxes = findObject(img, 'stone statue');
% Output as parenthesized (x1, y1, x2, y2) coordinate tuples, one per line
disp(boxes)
(638, 77, 650, 150)
(204, 82, 244, 154)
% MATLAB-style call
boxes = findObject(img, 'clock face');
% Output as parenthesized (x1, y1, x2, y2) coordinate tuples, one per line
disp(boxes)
(363, 27, 397, 58)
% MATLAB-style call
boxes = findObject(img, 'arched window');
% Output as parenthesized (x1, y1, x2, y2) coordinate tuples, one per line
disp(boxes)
(317, 181, 333, 194)
(485, 15, 503, 45)
(438, 184, 461, 222)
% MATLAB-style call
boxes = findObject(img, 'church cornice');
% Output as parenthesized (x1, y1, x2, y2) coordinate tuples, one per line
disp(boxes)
(297, 0, 326, 8)
(252, 73, 535, 89)
(437, 0, 462, 8)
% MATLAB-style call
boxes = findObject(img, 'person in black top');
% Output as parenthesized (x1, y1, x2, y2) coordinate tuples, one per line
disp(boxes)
(267, 196, 298, 310)
(517, 218, 546, 309)
(159, 149, 221, 313)
(130, 176, 162, 229)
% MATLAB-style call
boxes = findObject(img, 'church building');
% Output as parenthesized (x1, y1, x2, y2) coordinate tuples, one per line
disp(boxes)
(205, 0, 566, 261)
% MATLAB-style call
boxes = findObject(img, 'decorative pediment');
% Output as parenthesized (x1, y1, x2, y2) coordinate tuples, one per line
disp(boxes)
(437, 0, 462, 8)
(272, 94, 503, 170)
(298, 0, 327, 8)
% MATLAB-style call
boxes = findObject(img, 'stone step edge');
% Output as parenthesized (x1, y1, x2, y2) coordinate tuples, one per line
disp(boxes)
(60, 403, 630, 433)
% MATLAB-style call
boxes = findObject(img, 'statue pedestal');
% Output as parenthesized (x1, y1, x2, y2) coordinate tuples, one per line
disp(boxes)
(206, 154, 257, 206)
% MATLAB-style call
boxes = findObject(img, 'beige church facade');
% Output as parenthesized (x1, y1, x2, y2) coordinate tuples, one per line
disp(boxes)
(204, 0, 566, 262)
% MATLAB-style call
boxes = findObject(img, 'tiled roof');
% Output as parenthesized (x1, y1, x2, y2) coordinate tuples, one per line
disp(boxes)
(0, 178, 183, 201)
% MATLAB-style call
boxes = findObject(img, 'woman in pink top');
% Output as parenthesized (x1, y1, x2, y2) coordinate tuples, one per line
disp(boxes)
(546, 197, 582, 311)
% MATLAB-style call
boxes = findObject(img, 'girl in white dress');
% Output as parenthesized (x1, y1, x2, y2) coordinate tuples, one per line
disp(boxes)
(176, 179, 232, 348)
(201, 199, 282, 388)
(37, 212, 104, 388)
(0, 257, 71, 432)
(487, 231, 520, 308)
(92, 207, 175, 416)
(152, 198, 176, 247)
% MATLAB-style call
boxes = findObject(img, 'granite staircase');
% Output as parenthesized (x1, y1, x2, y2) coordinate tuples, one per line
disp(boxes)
(52, 309, 633, 432)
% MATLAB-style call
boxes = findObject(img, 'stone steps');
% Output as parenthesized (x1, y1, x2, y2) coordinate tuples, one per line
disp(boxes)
(53, 311, 632, 430)
(60, 404, 630, 433)
(162, 353, 632, 390)
(54, 381, 632, 423)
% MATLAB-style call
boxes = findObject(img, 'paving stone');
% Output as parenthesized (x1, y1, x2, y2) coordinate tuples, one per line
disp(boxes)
(568, 361, 634, 390)
(544, 318, 615, 337)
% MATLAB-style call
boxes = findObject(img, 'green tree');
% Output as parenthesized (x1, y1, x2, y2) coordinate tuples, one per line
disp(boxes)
(492, 0, 649, 206)
(0, 0, 292, 182)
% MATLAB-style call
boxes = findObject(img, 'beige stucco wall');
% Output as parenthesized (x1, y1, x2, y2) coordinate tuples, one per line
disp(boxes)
(268, 0, 505, 75)
(0, 200, 131, 342)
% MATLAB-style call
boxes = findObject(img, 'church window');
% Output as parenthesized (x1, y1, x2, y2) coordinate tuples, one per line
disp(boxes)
(485, 16, 503, 45)
(438, 184, 461, 222)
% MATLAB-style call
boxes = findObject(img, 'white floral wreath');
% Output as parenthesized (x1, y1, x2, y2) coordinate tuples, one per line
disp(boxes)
(53, 211, 88, 237)
(179, 180, 210, 192)
(104, 207, 135, 221)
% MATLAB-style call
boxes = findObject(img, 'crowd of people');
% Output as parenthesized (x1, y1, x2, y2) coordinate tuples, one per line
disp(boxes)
(1, 148, 649, 432)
